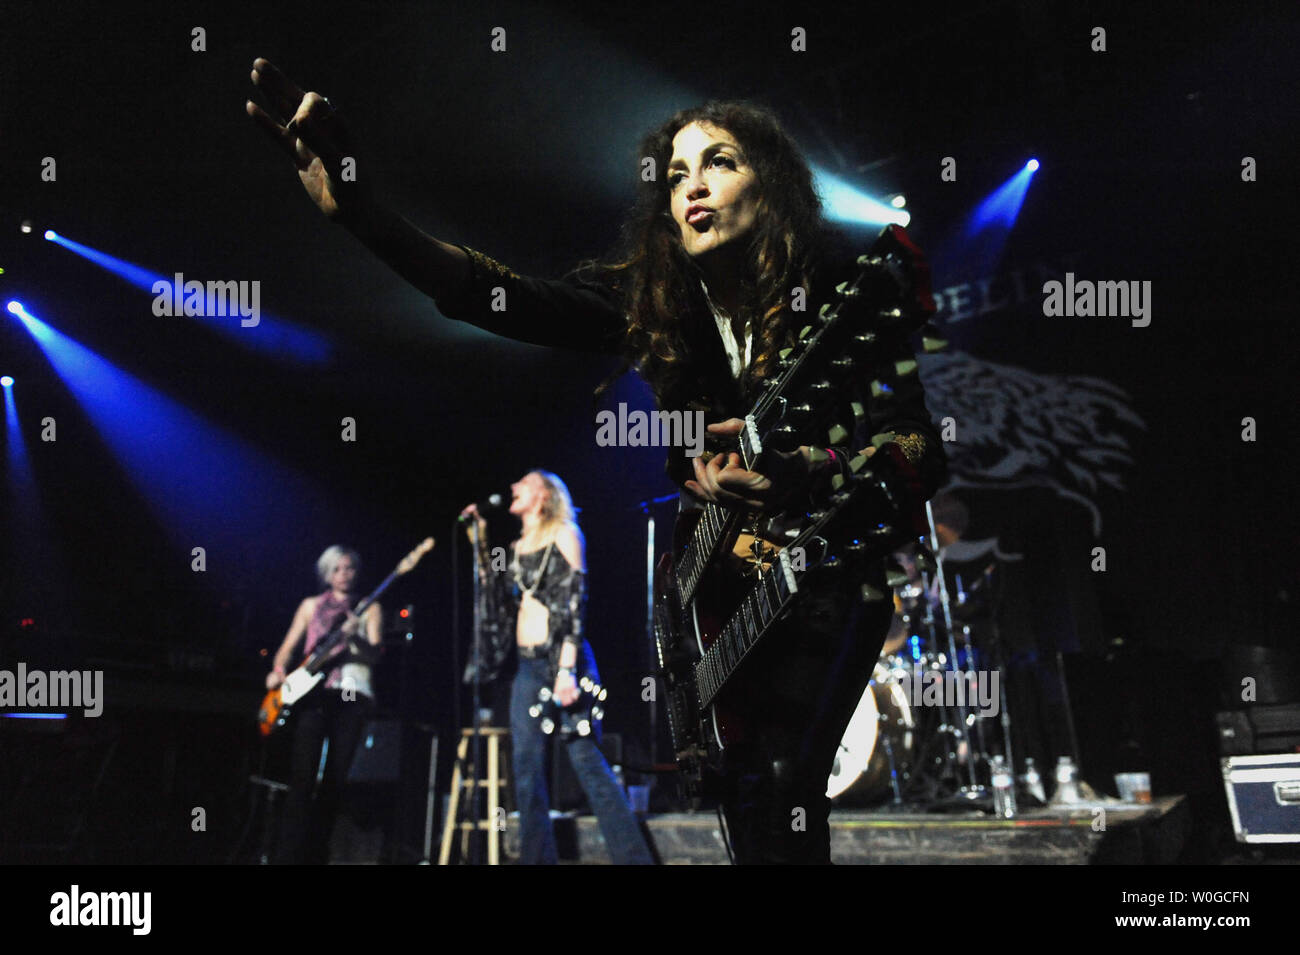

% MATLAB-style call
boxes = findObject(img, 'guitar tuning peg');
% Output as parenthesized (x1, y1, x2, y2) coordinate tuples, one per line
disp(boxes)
(831, 356, 856, 377)
(597, 688, 608, 701)
(529, 704, 542, 718)
(818, 303, 835, 322)
(877, 307, 903, 323)
(786, 401, 814, 424)
(541, 718, 555, 735)
(851, 401, 867, 425)
(808, 379, 834, 402)
(868, 523, 894, 538)
(779, 346, 794, 360)
(826, 422, 849, 445)
(848, 452, 872, 473)
(870, 431, 896, 448)
(769, 423, 800, 452)
(836, 280, 862, 299)
(871, 380, 894, 398)
(852, 331, 878, 350)
(920, 324, 948, 352)
(799, 324, 814, 340)
(855, 254, 884, 268)
(894, 359, 918, 377)
(576, 719, 592, 737)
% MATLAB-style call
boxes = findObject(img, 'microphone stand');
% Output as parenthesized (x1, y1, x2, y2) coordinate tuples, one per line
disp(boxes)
(639, 492, 679, 779)
(926, 499, 983, 802)
(466, 519, 486, 865)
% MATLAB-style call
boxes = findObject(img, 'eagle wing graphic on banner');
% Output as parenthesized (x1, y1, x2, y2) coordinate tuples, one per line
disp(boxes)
(919, 350, 1146, 539)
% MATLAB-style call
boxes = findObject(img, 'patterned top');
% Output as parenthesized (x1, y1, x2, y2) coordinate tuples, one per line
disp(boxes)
(505, 542, 586, 656)
(303, 590, 373, 699)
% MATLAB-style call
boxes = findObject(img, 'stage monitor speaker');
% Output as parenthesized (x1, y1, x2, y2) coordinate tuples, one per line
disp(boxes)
(347, 718, 402, 783)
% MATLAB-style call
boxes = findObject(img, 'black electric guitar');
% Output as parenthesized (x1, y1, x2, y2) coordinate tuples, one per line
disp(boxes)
(258, 537, 435, 736)
(654, 224, 939, 792)
(671, 224, 936, 612)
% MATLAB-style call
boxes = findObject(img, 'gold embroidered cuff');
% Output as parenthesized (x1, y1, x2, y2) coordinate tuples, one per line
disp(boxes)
(465, 247, 520, 283)
(894, 432, 926, 467)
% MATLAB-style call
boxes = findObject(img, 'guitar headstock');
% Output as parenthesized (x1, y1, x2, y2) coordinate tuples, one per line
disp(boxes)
(397, 536, 436, 575)
(748, 225, 944, 460)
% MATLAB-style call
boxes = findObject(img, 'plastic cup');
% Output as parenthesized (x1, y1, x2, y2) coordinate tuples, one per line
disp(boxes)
(1115, 772, 1152, 804)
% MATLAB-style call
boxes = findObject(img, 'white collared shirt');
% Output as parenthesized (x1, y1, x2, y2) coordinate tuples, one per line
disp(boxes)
(701, 279, 750, 380)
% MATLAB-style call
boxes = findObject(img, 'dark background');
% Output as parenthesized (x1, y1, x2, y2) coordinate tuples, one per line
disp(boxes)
(1, 0, 1296, 863)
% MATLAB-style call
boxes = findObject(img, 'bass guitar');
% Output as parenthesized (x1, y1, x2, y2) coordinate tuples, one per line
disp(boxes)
(257, 536, 435, 736)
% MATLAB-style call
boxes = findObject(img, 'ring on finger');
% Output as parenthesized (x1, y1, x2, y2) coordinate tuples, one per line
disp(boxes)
(285, 97, 334, 133)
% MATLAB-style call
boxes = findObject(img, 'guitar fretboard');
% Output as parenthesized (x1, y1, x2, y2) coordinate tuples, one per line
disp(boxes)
(695, 548, 801, 708)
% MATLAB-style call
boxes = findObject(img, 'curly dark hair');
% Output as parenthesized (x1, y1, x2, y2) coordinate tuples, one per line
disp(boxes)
(583, 101, 840, 408)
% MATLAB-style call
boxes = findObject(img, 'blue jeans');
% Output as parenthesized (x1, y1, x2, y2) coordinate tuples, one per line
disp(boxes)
(509, 652, 653, 864)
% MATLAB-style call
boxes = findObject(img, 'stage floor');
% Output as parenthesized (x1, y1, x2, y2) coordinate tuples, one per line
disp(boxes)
(499, 796, 1190, 864)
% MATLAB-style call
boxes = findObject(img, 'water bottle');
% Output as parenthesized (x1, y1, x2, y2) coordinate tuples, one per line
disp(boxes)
(991, 756, 1016, 817)
(1052, 756, 1081, 804)
(1021, 757, 1047, 804)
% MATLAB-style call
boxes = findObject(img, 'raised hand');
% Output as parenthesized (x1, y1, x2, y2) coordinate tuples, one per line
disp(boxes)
(246, 58, 366, 219)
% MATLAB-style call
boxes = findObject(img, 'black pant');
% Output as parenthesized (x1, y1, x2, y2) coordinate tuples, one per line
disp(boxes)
(277, 688, 374, 864)
(717, 567, 892, 864)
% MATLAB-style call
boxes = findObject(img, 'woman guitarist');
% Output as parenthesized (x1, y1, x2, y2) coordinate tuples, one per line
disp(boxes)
(249, 61, 946, 862)
(265, 545, 382, 864)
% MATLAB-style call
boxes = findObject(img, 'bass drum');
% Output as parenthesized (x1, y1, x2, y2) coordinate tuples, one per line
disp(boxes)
(826, 661, 915, 803)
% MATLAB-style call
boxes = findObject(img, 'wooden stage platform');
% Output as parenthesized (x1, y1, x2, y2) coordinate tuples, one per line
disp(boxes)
(503, 796, 1189, 864)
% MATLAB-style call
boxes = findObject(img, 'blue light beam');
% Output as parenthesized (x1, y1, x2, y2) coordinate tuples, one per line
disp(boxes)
(931, 159, 1040, 281)
(10, 302, 332, 562)
(4, 376, 34, 493)
(966, 159, 1039, 237)
(812, 167, 911, 228)
(43, 231, 332, 366)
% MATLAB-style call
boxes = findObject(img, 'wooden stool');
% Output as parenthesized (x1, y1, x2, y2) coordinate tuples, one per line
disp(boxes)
(438, 726, 511, 865)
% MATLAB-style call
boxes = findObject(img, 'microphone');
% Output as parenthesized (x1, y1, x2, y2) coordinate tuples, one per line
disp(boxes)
(458, 493, 505, 522)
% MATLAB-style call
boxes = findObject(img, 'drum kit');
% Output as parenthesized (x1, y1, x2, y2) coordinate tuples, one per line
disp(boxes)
(826, 494, 1022, 811)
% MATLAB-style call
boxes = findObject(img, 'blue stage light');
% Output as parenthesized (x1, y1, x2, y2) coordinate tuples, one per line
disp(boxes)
(43, 230, 57, 241)
(0, 376, 13, 387)
(7, 301, 23, 315)
(1, 713, 68, 720)
(929, 158, 1041, 280)
(968, 161, 1038, 235)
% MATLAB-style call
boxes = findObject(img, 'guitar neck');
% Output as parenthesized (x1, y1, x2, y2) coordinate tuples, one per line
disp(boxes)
(301, 540, 433, 675)
(695, 472, 904, 709)
(695, 542, 803, 710)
